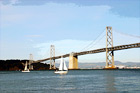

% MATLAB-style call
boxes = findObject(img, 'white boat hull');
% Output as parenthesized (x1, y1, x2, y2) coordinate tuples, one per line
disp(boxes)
(54, 71, 68, 74)
(22, 70, 30, 72)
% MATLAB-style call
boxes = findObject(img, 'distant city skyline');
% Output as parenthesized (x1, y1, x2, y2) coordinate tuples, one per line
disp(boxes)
(0, 0, 140, 62)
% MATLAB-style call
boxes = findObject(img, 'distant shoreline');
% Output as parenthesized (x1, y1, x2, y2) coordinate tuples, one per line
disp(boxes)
(0, 60, 50, 71)
(1, 69, 140, 71)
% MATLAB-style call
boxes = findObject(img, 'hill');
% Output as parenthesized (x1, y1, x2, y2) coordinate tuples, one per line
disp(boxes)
(55, 61, 140, 69)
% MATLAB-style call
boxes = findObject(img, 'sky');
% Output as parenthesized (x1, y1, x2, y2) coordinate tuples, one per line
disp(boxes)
(0, 0, 140, 63)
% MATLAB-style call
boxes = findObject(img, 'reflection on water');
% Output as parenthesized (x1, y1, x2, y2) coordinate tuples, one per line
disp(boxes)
(0, 70, 140, 93)
(104, 71, 116, 92)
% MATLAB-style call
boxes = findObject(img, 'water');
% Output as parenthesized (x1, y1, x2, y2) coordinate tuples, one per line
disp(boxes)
(0, 70, 140, 93)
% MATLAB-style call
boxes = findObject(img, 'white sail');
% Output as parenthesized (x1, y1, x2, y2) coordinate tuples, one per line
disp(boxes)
(24, 61, 28, 70)
(54, 57, 68, 74)
(59, 57, 63, 70)
(22, 61, 30, 72)
(63, 60, 68, 71)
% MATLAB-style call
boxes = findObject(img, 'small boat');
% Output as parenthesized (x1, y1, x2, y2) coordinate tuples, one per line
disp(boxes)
(54, 57, 68, 74)
(22, 61, 30, 72)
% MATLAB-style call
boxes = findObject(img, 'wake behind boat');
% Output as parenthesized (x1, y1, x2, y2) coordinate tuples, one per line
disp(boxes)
(22, 61, 30, 72)
(54, 57, 68, 74)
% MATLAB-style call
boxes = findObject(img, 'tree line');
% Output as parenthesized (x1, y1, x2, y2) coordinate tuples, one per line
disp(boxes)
(0, 60, 50, 71)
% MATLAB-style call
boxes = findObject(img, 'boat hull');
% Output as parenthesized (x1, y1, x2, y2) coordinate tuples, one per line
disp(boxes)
(22, 70, 30, 72)
(54, 71, 68, 74)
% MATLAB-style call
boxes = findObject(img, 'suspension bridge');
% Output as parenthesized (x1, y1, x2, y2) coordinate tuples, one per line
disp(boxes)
(28, 26, 140, 69)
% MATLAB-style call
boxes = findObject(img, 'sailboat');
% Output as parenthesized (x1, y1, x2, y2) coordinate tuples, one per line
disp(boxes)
(22, 61, 30, 72)
(54, 57, 68, 74)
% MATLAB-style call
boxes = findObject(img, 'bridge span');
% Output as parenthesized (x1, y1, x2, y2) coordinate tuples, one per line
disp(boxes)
(34, 42, 140, 63)
(30, 27, 140, 69)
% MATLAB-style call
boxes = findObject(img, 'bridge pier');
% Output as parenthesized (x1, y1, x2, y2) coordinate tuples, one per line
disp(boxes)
(69, 53, 78, 69)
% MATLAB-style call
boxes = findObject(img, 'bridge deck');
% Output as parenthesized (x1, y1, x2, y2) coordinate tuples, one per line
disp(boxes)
(34, 43, 140, 63)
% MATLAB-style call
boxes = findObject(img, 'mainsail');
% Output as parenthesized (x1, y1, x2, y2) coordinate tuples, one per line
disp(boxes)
(59, 57, 63, 70)
(59, 57, 68, 71)
(63, 60, 68, 70)
(24, 61, 28, 70)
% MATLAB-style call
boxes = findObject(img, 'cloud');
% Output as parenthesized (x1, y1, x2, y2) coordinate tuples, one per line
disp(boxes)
(0, 1, 139, 62)
(0, 2, 112, 40)
(1, 0, 139, 18)
(34, 38, 108, 62)
(34, 36, 140, 62)
(34, 39, 93, 58)
(11, 0, 19, 5)
(0, 0, 19, 5)
(0, 4, 31, 27)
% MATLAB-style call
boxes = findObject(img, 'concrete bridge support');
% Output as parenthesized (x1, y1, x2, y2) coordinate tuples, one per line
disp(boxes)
(69, 53, 78, 69)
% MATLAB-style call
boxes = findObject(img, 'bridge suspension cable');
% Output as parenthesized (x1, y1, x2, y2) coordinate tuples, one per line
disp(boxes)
(80, 29, 106, 51)
(85, 33, 106, 51)
(113, 30, 140, 39)
(44, 48, 50, 59)
(55, 48, 65, 56)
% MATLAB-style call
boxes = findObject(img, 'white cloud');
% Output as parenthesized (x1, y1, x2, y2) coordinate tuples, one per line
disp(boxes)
(0, 2, 111, 28)
(34, 39, 92, 57)
(0, 4, 31, 27)
(0, 2, 139, 62)
(10, 0, 19, 5)
(34, 39, 108, 62)
(34, 37, 140, 63)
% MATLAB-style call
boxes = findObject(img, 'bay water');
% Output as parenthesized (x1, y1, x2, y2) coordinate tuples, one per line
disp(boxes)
(0, 70, 140, 93)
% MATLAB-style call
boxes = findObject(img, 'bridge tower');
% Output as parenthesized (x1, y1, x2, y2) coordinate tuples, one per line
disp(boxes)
(29, 54, 33, 70)
(50, 45, 55, 69)
(69, 52, 78, 69)
(105, 26, 116, 69)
